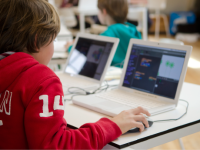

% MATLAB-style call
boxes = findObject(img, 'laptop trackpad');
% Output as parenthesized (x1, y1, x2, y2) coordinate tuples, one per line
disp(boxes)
(94, 101, 122, 110)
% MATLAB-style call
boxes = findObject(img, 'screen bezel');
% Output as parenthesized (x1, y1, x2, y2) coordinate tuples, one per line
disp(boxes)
(119, 39, 192, 105)
(64, 33, 119, 84)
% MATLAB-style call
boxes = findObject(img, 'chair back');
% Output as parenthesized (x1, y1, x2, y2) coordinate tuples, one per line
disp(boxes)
(58, 8, 77, 28)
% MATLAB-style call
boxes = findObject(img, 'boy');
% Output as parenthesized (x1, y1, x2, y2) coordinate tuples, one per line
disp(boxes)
(67, 0, 142, 67)
(0, 0, 150, 149)
(98, 0, 142, 67)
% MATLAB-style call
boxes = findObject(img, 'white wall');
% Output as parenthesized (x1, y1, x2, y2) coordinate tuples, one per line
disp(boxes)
(153, 0, 196, 15)
(186, 0, 196, 10)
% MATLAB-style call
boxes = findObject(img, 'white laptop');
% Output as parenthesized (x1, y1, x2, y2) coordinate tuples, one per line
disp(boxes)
(57, 33, 119, 94)
(72, 39, 192, 116)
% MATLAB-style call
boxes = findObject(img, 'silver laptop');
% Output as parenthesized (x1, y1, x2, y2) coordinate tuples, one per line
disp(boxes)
(57, 33, 119, 94)
(72, 39, 192, 116)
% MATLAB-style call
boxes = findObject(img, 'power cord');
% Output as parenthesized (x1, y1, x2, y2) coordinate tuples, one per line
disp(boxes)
(64, 94, 86, 101)
(64, 81, 118, 101)
(64, 61, 124, 101)
(153, 99, 189, 122)
(67, 87, 91, 95)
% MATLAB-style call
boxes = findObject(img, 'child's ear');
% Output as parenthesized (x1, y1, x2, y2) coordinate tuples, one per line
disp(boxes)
(34, 35, 39, 52)
(102, 8, 107, 16)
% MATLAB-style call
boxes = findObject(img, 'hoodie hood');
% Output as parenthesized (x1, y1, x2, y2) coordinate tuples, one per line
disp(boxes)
(0, 52, 38, 94)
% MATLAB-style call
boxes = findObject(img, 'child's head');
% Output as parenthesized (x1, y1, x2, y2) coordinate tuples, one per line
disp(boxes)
(97, 0, 128, 25)
(0, 0, 60, 65)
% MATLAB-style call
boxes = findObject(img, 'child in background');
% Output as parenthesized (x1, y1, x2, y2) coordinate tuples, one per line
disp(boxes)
(67, 0, 142, 67)
(98, 0, 142, 67)
(0, 0, 150, 149)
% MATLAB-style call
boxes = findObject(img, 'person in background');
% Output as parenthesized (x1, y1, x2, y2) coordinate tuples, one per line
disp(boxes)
(60, 0, 94, 29)
(60, 0, 79, 8)
(67, 0, 142, 67)
(0, 0, 151, 149)
(98, 0, 142, 67)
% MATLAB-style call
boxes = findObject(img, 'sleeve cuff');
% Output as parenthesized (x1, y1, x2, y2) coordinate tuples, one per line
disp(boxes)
(96, 118, 122, 145)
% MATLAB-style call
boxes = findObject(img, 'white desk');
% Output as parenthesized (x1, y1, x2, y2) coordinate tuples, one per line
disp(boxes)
(72, 6, 148, 41)
(63, 82, 200, 149)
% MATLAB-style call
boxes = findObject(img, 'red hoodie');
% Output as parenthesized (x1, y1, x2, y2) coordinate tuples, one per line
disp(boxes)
(0, 52, 121, 149)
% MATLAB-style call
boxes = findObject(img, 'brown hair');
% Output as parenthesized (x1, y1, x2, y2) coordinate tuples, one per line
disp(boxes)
(98, 0, 128, 24)
(0, 0, 60, 54)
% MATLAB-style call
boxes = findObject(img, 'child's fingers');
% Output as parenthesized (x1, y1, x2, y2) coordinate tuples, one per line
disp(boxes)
(131, 106, 151, 116)
(133, 115, 149, 128)
(133, 121, 145, 132)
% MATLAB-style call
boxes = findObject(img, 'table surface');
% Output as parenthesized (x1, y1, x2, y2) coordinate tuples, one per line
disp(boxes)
(63, 82, 200, 149)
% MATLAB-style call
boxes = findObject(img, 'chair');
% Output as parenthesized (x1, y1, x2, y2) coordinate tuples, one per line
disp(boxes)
(48, 0, 77, 30)
(148, 0, 170, 39)
(127, 9, 143, 33)
(58, 8, 77, 28)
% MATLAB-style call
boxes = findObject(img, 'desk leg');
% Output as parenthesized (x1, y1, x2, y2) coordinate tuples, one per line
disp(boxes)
(80, 13, 85, 33)
(155, 9, 160, 39)
(142, 8, 148, 41)
(178, 138, 185, 150)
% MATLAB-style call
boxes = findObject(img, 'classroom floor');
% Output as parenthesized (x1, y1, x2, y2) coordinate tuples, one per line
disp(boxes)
(148, 35, 200, 150)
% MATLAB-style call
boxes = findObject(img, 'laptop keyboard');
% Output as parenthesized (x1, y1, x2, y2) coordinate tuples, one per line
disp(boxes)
(96, 90, 167, 109)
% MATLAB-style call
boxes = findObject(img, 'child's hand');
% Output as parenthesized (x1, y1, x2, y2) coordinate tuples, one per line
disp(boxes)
(111, 107, 151, 134)
(65, 40, 74, 50)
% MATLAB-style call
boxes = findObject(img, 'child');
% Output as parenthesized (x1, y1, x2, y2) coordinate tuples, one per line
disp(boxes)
(67, 0, 142, 67)
(98, 0, 142, 67)
(0, 0, 150, 149)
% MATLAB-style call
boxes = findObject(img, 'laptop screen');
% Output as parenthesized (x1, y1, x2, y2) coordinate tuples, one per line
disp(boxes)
(123, 44, 186, 99)
(65, 37, 114, 80)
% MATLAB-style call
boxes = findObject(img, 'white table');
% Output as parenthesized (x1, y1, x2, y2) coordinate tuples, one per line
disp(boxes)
(72, 6, 148, 41)
(63, 82, 200, 149)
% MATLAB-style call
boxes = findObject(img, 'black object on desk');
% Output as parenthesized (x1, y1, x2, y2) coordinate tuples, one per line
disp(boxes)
(127, 120, 154, 133)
